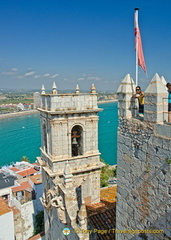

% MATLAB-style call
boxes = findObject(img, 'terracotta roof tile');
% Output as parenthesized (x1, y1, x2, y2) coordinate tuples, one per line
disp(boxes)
(29, 174, 42, 185)
(17, 168, 37, 177)
(28, 232, 45, 240)
(86, 186, 117, 240)
(9, 167, 20, 172)
(12, 181, 32, 193)
(32, 162, 40, 166)
(0, 197, 12, 216)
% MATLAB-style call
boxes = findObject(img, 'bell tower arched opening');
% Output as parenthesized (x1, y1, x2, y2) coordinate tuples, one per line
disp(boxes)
(71, 125, 83, 157)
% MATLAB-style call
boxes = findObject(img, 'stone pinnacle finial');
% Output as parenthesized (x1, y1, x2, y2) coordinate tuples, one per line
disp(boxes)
(144, 73, 168, 123)
(75, 84, 80, 94)
(117, 74, 135, 94)
(77, 203, 87, 228)
(64, 160, 71, 175)
(161, 76, 167, 86)
(90, 83, 96, 94)
(41, 84, 46, 94)
(145, 73, 165, 93)
(52, 82, 58, 95)
(63, 160, 73, 187)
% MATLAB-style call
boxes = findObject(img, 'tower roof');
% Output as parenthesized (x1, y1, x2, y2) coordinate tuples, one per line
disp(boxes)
(145, 73, 167, 94)
(117, 74, 135, 94)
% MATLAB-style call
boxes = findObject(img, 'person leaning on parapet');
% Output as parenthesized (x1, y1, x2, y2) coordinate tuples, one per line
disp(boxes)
(166, 83, 171, 123)
(132, 86, 144, 114)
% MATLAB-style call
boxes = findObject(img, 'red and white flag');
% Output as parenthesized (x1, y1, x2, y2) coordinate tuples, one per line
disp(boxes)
(134, 10, 147, 73)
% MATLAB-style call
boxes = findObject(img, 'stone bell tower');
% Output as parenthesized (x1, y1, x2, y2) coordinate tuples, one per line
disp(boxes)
(37, 83, 103, 240)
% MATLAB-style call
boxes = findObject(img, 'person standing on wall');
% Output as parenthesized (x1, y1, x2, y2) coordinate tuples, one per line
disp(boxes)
(166, 83, 171, 123)
(133, 86, 144, 115)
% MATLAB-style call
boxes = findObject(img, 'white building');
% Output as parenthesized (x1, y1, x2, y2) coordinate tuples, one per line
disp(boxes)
(0, 197, 14, 240)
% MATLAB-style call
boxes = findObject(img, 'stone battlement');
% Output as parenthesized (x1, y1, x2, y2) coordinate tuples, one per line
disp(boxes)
(39, 83, 99, 113)
(40, 93, 98, 113)
(117, 73, 168, 123)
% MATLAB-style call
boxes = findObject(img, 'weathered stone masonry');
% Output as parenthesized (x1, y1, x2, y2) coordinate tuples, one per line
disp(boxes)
(116, 74, 171, 240)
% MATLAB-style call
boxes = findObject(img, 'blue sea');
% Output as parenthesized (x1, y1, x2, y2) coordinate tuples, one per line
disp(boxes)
(0, 102, 118, 166)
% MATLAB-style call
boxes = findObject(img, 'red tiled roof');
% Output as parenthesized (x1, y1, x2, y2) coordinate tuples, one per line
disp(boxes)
(29, 174, 42, 185)
(87, 208, 116, 240)
(12, 181, 32, 193)
(86, 186, 117, 240)
(9, 167, 20, 172)
(0, 197, 12, 216)
(28, 232, 45, 240)
(32, 162, 40, 166)
(17, 168, 37, 177)
(86, 202, 106, 212)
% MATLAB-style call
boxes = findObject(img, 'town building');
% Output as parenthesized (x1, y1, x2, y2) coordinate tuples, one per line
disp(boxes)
(34, 92, 41, 109)
(0, 161, 42, 240)
(0, 171, 17, 200)
(10, 174, 43, 240)
(0, 197, 15, 240)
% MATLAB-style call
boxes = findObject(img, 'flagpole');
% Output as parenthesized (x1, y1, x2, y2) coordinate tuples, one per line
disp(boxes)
(135, 8, 139, 87)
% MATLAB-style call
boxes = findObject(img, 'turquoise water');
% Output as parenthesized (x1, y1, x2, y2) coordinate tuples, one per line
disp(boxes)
(0, 102, 118, 166)
(98, 102, 118, 165)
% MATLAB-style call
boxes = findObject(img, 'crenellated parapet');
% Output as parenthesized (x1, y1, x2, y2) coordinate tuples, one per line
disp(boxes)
(117, 74, 137, 118)
(117, 73, 168, 123)
(40, 83, 99, 113)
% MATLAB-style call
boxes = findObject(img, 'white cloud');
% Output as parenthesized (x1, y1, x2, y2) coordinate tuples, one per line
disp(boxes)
(2, 71, 15, 75)
(25, 71, 36, 77)
(11, 67, 18, 72)
(2, 67, 18, 75)
(34, 75, 41, 79)
(50, 74, 59, 78)
(43, 73, 50, 77)
(17, 75, 24, 79)
(87, 76, 101, 81)
(77, 77, 85, 81)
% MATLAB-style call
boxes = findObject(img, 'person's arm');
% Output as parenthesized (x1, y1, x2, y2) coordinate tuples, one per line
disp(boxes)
(139, 91, 144, 98)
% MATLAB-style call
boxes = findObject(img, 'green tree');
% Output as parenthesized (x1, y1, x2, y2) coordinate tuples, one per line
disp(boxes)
(20, 156, 30, 162)
(100, 159, 116, 187)
(33, 211, 44, 235)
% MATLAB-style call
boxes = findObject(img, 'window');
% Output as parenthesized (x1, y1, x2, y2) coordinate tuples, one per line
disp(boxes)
(4, 179, 9, 183)
(71, 125, 83, 157)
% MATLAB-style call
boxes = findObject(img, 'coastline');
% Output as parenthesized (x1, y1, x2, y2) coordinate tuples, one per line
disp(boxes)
(0, 100, 118, 120)
(0, 110, 39, 119)
(98, 99, 118, 104)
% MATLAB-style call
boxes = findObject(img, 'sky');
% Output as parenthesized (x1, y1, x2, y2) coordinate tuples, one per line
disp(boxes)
(0, 0, 171, 91)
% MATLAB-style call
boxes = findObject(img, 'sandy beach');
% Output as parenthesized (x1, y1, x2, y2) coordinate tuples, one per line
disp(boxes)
(0, 110, 39, 119)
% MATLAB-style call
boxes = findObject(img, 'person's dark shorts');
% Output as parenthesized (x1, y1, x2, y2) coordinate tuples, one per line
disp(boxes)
(139, 104, 144, 114)
(168, 103, 171, 111)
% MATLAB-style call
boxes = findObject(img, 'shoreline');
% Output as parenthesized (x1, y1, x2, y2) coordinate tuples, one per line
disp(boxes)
(0, 100, 118, 120)
(98, 99, 118, 104)
(0, 110, 39, 119)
